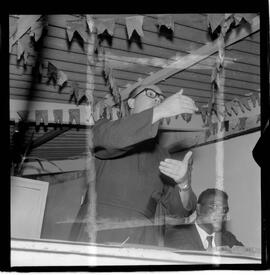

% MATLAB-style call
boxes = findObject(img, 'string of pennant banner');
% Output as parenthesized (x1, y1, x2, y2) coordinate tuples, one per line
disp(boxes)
(14, 90, 260, 141)
(10, 13, 260, 137)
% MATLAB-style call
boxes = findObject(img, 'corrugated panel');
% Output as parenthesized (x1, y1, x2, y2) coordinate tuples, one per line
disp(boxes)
(9, 14, 261, 160)
(10, 14, 260, 105)
(10, 124, 89, 161)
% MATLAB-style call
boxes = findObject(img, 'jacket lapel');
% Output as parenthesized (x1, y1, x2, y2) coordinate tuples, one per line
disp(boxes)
(191, 224, 205, 250)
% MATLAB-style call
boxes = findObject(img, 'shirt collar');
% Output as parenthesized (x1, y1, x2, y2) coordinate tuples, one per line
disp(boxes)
(195, 221, 215, 249)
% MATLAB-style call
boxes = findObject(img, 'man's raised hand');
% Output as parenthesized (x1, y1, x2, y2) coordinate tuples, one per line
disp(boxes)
(159, 151, 193, 185)
(154, 89, 198, 121)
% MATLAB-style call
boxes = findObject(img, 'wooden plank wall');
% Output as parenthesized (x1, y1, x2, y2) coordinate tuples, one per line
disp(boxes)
(9, 14, 260, 107)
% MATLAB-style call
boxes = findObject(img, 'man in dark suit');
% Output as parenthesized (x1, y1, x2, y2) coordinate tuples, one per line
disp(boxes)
(165, 188, 243, 250)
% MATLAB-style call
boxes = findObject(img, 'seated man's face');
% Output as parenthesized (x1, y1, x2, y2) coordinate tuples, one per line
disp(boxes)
(198, 194, 229, 232)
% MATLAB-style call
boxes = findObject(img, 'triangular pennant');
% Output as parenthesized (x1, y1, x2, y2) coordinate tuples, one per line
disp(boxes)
(234, 98, 245, 113)
(157, 14, 174, 31)
(57, 70, 68, 87)
(104, 94, 116, 107)
(119, 100, 126, 118)
(211, 104, 222, 121)
(70, 81, 80, 105)
(86, 15, 95, 33)
(165, 117, 171, 125)
(108, 74, 115, 89)
(225, 102, 233, 116)
(85, 89, 94, 106)
(17, 111, 29, 121)
(93, 101, 102, 121)
(221, 15, 234, 36)
(212, 122, 218, 135)
(32, 60, 44, 81)
(239, 96, 252, 111)
(234, 13, 255, 24)
(66, 27, 75, 42)
(238, 117, 248, 130)
(111, 87, 121, 105)
(205, 128, 212, 140)
(17, 40, 24, 61)
(103, 61, 112, 83)
(76, 19, 88, 42)
(104, 105, 113, 120)
(199, 106, 208, 124)
(30, 20, 44, 42)
(250, 93, 256, 108)
(254, 92, 260, 106)
(207, 14, 225, 33)
(230, 101, 239, 115)
(53, 109, 63, 124)
(220, 120, 225, 132)
(224, 120, 229, 131)
(17, 34, 32, 64)
(181, 113, 192, 123)
(77, 90, 89, 105)
(256, 114, 261, 124)
(35, 110, 48, 126)
(9, 23, 17, 39)
(224, 14, 233, 20)
(226, 101, 238, 116)
(95, 18, 115, 36)
(125, 16, 144, 39)
(47, 62, 58, 84)
(66, 19, 87, 42)
(68, 109, 80, 125)
(115, 107, 122, 120)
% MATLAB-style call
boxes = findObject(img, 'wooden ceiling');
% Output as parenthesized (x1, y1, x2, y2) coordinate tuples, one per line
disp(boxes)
(9, 14, 260, 105)
(9, 14, 261, 162)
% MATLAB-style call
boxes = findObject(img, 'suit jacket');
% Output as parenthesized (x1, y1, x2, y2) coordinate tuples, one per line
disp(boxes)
(164, 223, 243, 250)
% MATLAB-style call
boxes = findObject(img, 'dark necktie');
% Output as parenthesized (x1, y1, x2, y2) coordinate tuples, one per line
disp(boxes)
(206, 235, 213, 250)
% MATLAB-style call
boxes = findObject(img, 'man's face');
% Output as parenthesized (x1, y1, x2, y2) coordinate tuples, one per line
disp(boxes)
(129, 89, 165, 114)
(197, 194, 229, 233)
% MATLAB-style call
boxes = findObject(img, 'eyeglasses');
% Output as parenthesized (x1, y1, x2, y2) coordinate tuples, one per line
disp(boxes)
(134, 89, 165, 102)
(206, 204, 229, 214)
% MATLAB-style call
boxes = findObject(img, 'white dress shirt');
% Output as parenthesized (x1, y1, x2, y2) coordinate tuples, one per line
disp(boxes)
(195, 221, 216, 249)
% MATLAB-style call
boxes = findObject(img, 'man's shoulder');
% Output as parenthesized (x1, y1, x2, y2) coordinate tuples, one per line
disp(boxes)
(166, 223, 196, 235)
(220, 229, 244, 247)
(165, 223, 198, 248)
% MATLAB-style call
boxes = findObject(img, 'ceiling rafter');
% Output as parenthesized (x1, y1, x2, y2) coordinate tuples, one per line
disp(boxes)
(30, 126, 71, 150)
(120, 16, 260, 100)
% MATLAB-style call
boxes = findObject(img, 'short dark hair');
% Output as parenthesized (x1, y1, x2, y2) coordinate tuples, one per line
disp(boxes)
(198, 188, 228, 205)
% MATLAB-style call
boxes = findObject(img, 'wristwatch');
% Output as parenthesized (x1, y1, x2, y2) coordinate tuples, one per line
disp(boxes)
(179, 182, 191, 192)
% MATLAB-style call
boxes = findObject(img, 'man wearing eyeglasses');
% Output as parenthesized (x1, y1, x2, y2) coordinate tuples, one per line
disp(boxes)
(70, 84, 198, 246)
(165, 188, 243, 250)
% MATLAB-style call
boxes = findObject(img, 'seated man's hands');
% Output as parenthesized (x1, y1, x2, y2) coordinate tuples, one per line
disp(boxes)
(159, 151, 193, 188)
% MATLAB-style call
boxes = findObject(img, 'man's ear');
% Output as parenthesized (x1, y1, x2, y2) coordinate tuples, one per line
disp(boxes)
(127, 98, 135, 109)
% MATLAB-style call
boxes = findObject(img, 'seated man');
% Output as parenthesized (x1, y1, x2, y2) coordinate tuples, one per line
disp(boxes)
(165, 188, 243, 250)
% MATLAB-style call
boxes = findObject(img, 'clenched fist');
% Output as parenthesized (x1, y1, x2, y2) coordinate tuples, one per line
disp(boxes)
(159, 151, 193, 185)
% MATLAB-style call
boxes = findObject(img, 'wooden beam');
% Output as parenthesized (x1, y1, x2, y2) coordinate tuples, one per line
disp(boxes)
(30, 127, 71, 150)
(10, 99, 94, 126)
(120, 16, 260, 100)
